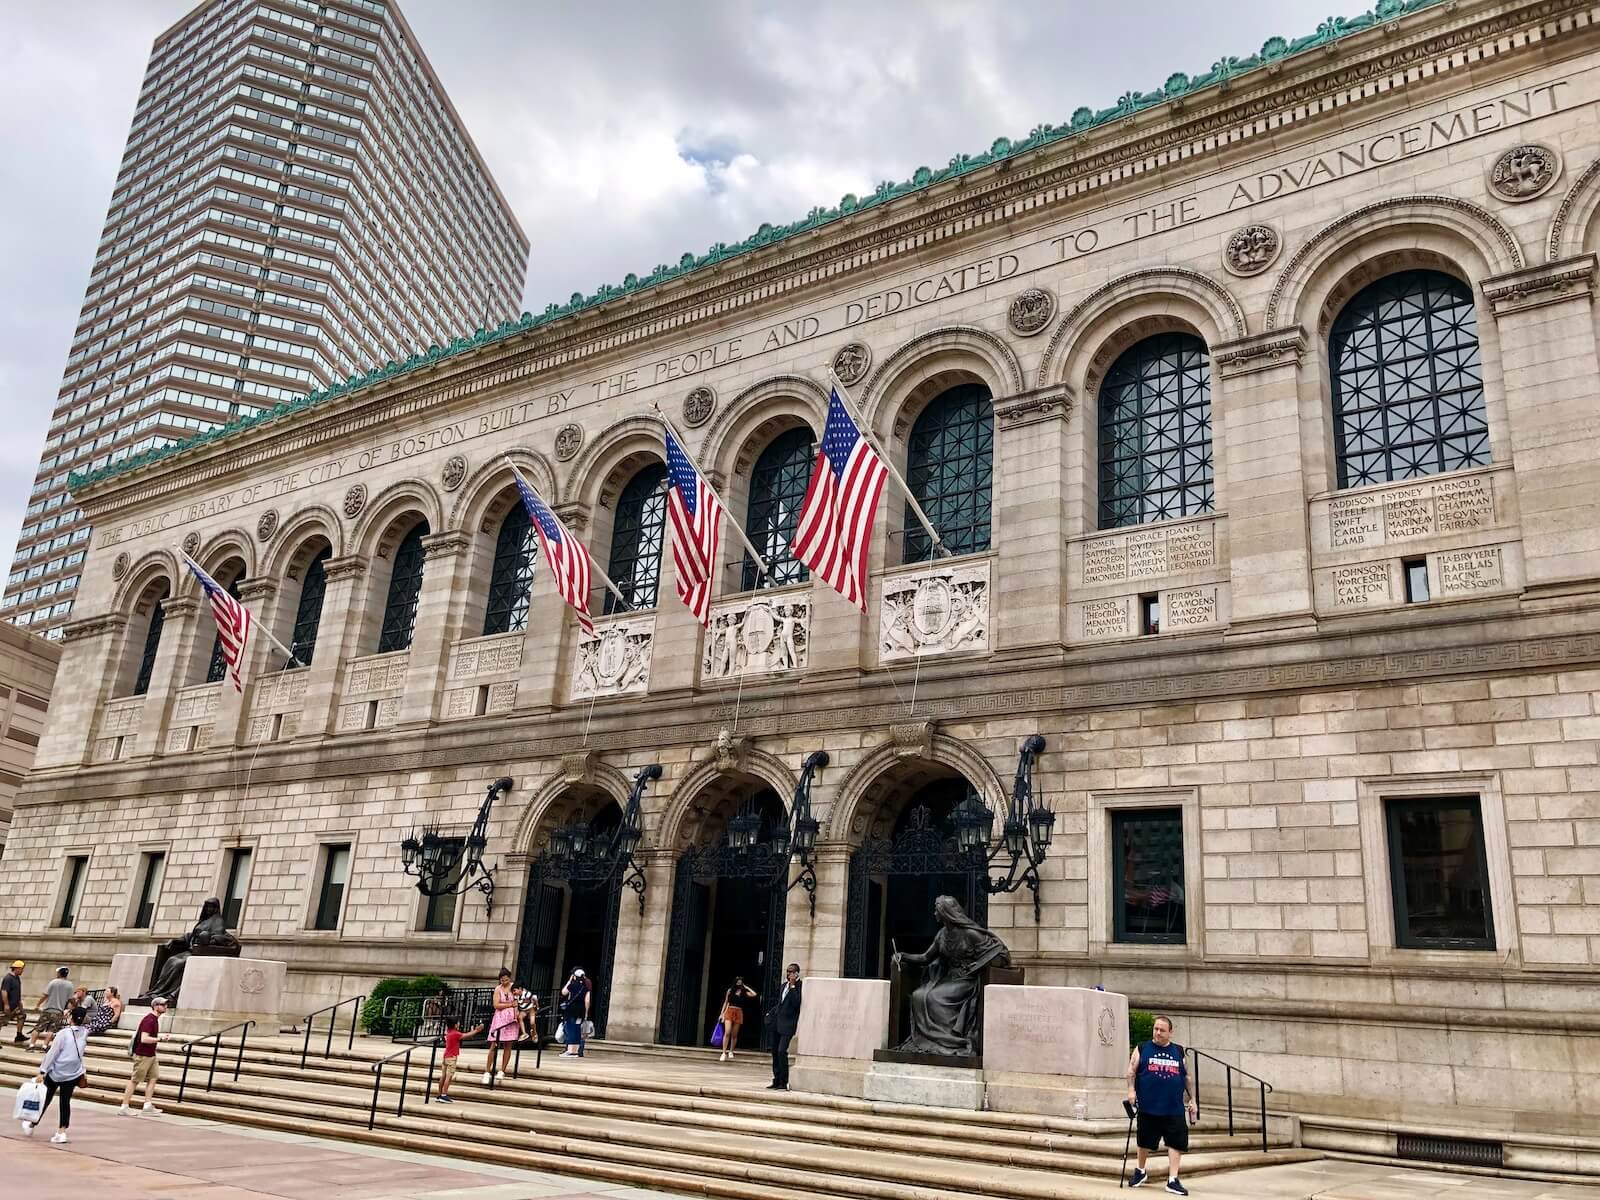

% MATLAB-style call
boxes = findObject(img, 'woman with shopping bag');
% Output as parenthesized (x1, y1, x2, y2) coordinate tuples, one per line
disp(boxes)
(22, 1003, 89, 1143)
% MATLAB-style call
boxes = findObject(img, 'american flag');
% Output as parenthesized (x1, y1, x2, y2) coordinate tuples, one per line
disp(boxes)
(513, 473, 594, 634)
(663, 425, 723, 625)
(184, 555, 254, 692)
(792, 387, 888, 612)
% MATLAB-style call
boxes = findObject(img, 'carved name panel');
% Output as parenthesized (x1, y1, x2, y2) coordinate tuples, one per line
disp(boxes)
(1164, 586, 1221, 631)
(1436, 546, 1506, 596)
(1315, 469, 1500, 553)
(344, 651, 410, 697)
(1325, 561, 1393, 609)
(1075, 596, 1133, 641)
(570, 615, 654, 701)
(442, 681, 518, 720)
(449, 631, 524, 679)
(704, 594, 809, 681)
(1076, 517, 1219, 587)
(252, 668, 309, 710)
(173, 683, 220, 723)
(880, 559, 990, 662)
(101, 697, 145, 737)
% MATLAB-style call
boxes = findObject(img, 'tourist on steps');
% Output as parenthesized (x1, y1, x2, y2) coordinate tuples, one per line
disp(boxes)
(87, 985, 124, 1035)
(766, 963, 802, 1090)
(1126, 1015, 1197, 1195)
(558, 967, 592, 1057)
(437, 1014, 483, 1102)
(718, 976, 758, 1062)
(483, 968, 519, 1083)
(119, 995, 167, 1115)
(27, 966, 75, 1050)
(24, 1004, 89, 1143)
(2, 960, 25, 1043)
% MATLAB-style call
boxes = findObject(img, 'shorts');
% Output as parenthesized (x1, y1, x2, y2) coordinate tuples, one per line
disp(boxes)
(131, 1055, 160, 1086)
(1136, 1110, 1189, 1153)
(440, 1056, 457, 1089)
(720, 1006, 744, 1027)
(34, 1010, 64, 1036)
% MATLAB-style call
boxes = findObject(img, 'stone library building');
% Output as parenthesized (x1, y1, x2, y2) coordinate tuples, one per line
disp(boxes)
(3, 0, 1599, 1159)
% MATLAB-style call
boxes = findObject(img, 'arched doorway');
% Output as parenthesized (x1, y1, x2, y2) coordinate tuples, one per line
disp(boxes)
(515, 796, 624, 1036)
(658, 782, 789, 1049)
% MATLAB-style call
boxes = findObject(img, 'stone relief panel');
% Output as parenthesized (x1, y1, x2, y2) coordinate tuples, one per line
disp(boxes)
(880, 559, 991, 662)
(442, 454, 468, 490)
(832, 342, 871, 385)
(1488, 143, 1559, 202)
(683, 386, 716, 427)
(1222, 224, 1281, 276)
(570, 615, 655, 701)
(553, 424, 584, 460)
(703, 593, 809, 681)
(343, 484, 368, 518)
(1007, 287, 1056, 335)
(1309, 465, 1515, 555)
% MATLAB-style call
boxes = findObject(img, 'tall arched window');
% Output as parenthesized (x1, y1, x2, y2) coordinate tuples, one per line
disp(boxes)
(288, 546, 331, 666)
(1098, 333, 1214, 529)
(605, 464, 667, 613)
(904, 384, 992, 563)
(131, 582, 170, 696)
(1330, 269, 1489, 488)
(204, 570, 245, 683)
(743, 427, 814, 590)
(377, 520, 429, 652)
(483, 502, 538, 634)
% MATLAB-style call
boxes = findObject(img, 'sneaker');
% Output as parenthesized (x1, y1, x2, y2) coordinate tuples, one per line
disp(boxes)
(559, 1050, 578, 1057)
(50, 1131, 68, 1144)
(482, 1071, 493, 1084)
(436, 1094, 454, 1104)
(19, 1120, 32, 1136)
(142, 1103, 162, 1115)
(1128, 1167, 1148, 1188)
(495, 1072, 505, 1082)
(118, 1105, 132, 1116)
(1165, 1180, 1188, 1197)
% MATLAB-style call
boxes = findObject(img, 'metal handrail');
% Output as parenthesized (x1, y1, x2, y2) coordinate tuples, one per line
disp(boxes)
(300, 993, 366, 1069)
(176, 1019, 256, 1103)
(1186, 1047, 1273, 1154)
(368, 1037, 441, 1129)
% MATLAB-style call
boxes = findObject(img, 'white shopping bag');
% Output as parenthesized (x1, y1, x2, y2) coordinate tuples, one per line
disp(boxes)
(13, 1079, 44, 1123)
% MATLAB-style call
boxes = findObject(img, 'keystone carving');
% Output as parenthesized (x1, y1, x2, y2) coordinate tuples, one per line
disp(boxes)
(442, 454, 468, 490)
(560, 749, 596, 784)
(1007, 287, 1056, 335)
(683, 386, 716, 427)
(343, 484, 367, 519)
(1223, 224, 1281, 276)
(1488, 143, 1559, 201)
(256, 509, 279, 542)
(889, 720, 936, 759)
(714, 727, 748, 772)
(832, 342, 872, 385)
(553, 424, 584, 461)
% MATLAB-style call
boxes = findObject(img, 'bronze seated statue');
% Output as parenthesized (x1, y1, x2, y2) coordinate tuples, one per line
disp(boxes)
(890, 894, 1019, 1059)
(133, 897, 242, 1007)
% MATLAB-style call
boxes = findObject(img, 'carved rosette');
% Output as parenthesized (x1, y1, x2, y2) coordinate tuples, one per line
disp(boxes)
(442, 454, 468, 491)
(181, 532, 201, 557)
(343, 483, 367, 519)
(553, 423, 584, 461)
(1223, 224, 1281, 276)
(570, 615, 655, 701)
(1488, 143, 1559, 202)
(112, 552, 130, 581)
(831, 342, 872, 385)
(256, 509, 279, 542)
(702, 594, 809, 681)
(1007, 287, 1056, 336)
(683, 386, 716, 427)
(880, 559, 991, 662)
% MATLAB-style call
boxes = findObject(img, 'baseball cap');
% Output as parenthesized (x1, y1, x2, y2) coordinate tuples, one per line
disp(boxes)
(573, 968, 585, 978)
(151, 996, 168, 1007)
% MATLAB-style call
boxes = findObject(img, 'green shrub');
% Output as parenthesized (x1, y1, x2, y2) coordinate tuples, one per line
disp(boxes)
(1129, 1009, 1155, 1048)
(361, 975, 448, 1036)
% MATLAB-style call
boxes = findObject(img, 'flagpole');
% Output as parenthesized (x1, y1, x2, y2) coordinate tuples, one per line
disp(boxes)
(652, 402, 776, 583)
(180, 550, 301, 667)
(828, 372, 949, 558)
(502, 457, 635, 615)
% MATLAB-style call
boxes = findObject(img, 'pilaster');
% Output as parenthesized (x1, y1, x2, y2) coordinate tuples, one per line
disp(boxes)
(397, 531, 472, 726)
(297, 555, 367, 739)
(135, 596, 201, 759)
(993, 386, 1073, 649)
(38, 615, 125, 768)
(212, 579, 278, 747)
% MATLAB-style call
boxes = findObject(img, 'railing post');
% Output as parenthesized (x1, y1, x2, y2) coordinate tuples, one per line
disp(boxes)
(398, 1049, 410, 1119)
(1260, 1081, 1268, 1154)
(1226, 1064, 1235, 1137)
(1191, 1051, 1200, 1116)
(234, 1023, 249, 1081)
(326, 1007, 335, 1061)
(301, 1016, 312, 1071)
(178, 1044, 192, 1103)
(208, 1034, 221, 1092)
(425, 1038, 438, 1103)
(349, 995, 364, 1051)
(369, 1064, 382, 1130)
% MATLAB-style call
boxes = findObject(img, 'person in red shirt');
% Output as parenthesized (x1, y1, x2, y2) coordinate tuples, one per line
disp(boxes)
(119, 996, 167, 1115)
(435, 1015, 482, 1103)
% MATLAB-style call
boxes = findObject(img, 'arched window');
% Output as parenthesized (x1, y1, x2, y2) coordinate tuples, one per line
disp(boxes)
(287, 546, 331, 666)
(743, 427, 814, 590)
(377, 520, 429, 652)
(131, 582, 170, 697)
(483, 502, 538, 634)
(605, 464, 666, 613)
(1097, 333, 1214, 529)
(904, 384, 993, 563)
(1330, 270, 1489, 488)
(204, 571, 245, 683)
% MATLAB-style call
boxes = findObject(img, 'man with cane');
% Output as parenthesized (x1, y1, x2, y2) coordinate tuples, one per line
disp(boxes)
(1125, 1015, 1197, 1193)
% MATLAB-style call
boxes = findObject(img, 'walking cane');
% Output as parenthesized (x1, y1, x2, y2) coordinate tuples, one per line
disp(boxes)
(1119, 1099, 1137, 1187)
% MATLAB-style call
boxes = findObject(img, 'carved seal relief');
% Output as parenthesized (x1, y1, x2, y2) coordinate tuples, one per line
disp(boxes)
(1223, 224, 1281, 276)
(1007, 287, 1056, 336)
(553, 424, 584, 461)
(256, 509, 279, 542)
(181, 532, 201, 557)
(570, 615, 654, 700)
(1488, 143, 1559, 201)
(442, 453, 468, 490)
(832, 342, 872, 385)
(880, 559, 991, 662)
(703, 596, 809, 680)
(683, 386, 716, 427)
(343, 483, 367, 519)
(112, 552, 130, 581)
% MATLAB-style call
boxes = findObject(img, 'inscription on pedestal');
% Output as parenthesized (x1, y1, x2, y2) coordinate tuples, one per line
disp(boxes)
(1436, 546, 1505, 595)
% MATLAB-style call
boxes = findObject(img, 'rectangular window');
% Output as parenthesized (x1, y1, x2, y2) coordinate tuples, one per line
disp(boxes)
(1112, 809, 1186, 945)
(221, 847, 253, 929)
(420, 839, 463, 933)
(57, 855, 89, 928)
(1386, 796, 1494, 950)
(313, 843, 351, 930)
(1403, 558, 1429, 604)
(131, 851, 166, 928)
(1140, 594, 1161, 636)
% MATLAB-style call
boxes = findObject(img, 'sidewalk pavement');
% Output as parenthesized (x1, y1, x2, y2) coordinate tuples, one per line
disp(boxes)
(5, 1098, 1599, 1200)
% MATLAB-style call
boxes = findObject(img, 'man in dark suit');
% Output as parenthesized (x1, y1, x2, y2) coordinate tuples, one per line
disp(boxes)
(767, 962, 802, 1090)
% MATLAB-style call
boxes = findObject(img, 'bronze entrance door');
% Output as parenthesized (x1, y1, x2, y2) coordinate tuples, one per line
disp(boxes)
(514, 855, 623, 1037)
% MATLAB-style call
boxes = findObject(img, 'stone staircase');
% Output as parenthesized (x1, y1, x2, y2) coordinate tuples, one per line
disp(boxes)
(0, 1032, 1311, 1199)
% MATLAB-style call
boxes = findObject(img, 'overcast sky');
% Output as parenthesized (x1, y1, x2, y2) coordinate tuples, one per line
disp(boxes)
(0, 0, 1336, 574)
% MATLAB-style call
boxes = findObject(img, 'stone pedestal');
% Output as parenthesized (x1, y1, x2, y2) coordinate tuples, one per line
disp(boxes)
(107, 953, 154, 1001)
(983, 985, 1130, 1118)
(789, 977, 891, 1098)
(864, 1059, 985, 1109)
(166, 956, 287, 1036)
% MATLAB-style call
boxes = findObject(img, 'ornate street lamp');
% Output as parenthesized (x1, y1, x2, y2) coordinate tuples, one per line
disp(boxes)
(728, 750, 828, 916)
(400, 776, 512, 917)
(539, 764, 660, 915)
(953, 735, 1054, 921)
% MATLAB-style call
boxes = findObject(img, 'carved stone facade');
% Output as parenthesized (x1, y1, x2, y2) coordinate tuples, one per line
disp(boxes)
(703, 592, 809, 680)
(570, 615, 654, 700)
(879, 559, 991, 662)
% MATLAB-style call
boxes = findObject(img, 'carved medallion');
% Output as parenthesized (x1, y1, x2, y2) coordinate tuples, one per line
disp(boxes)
(1489, 143, 1559, 201)
(238, 967, 266, 995)
(441, 454, 467, 491)
(1223, 224, 1281, 276)
(1007, 287, 1056, 336)
(182, 532, 201, 557)
(1096, 1006, 1116, 1046)
(112, 552, 129, 581)
(343, 483, 367, 519)
(683, 386, 716, 427)
(553, 424, 584, 461)
(832, 342, 872, 385)
(256, 508, 279, 542)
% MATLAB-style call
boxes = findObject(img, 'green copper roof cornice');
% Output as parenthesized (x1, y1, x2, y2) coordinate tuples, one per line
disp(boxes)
(71, 0, 1446, 495)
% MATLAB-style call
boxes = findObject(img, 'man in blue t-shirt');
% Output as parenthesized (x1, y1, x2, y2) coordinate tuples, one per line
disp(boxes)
(1125, 1014, 1197, 1194)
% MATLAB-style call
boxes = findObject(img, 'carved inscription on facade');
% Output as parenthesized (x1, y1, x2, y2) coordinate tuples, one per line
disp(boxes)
(1436, 546, 1505, 595)
(1077, 597, 1133, 641)
(880, 560, 990, 662)
(571, 615, 654, 700)
(1329, 562, 1392, 608)
(1164, 586, 1220, 630)
(1076, 518, 1217, 586)
(704, 595, 809, 681)
(1320, 470, 1498, 552)
(1329, 494, 1382, 549)
(449, 632, 524, 679)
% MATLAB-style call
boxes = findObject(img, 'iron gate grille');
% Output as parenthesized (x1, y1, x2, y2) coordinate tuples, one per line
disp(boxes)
(1396, 1133, 1504, 1169)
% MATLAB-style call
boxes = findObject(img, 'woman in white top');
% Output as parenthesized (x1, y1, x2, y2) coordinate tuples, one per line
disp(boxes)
(24, 1004, 88, 1143)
